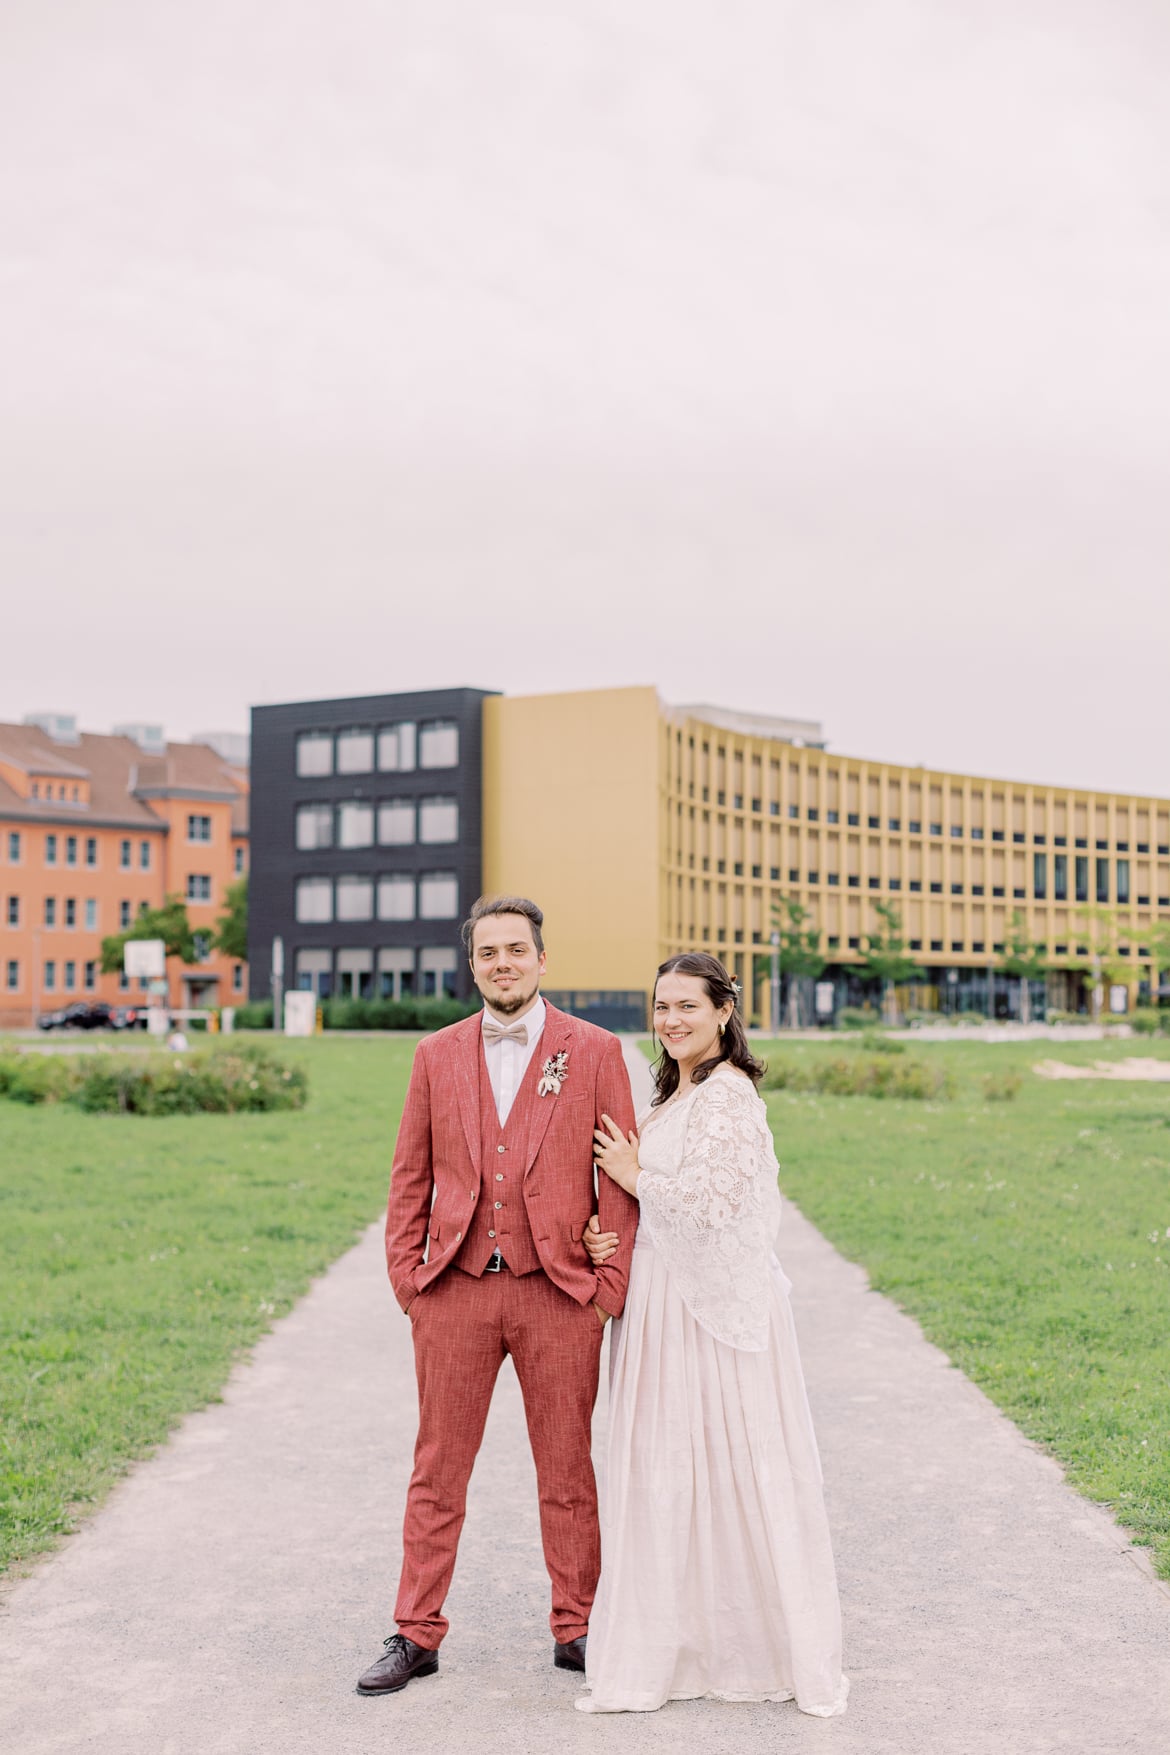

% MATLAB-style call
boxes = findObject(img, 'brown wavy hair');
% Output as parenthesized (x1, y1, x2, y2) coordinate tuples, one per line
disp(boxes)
(650, 952, 766, 1106)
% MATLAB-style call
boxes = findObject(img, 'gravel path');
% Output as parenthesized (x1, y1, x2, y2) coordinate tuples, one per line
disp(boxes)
(2, 1039, 1168, 1754)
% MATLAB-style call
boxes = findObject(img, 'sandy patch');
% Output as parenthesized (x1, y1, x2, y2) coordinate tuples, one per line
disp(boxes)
(1033, 1057, 1170, 1081)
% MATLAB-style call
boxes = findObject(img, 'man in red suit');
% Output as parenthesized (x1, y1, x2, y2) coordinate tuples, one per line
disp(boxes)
(357, 894, 639, 1696)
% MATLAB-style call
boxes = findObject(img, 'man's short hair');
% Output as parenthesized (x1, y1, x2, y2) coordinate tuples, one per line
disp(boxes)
(461, 894, 545, 957)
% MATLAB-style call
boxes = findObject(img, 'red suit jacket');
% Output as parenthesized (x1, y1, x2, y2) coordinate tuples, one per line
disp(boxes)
(386, 1003, 639, 1317)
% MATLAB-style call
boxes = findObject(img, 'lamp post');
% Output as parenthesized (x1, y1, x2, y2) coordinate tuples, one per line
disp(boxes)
(770, 930, 781, 1034)
(271, 935, 284, 1033)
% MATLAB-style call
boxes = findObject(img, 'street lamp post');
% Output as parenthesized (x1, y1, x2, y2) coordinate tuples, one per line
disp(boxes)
(770, 930, 781, 1034)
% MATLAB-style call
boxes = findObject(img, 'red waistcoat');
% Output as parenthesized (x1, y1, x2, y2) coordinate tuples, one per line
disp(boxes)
(454, 1038, 542, 1276)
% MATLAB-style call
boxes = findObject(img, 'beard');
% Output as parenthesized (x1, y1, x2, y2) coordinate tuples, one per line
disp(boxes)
(481, 977, 538, 1017)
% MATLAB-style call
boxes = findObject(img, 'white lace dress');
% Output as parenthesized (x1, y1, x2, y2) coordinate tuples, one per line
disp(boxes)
(577, 1065, 848, 1717)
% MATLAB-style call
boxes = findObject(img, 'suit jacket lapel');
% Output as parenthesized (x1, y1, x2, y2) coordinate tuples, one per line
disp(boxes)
(453, 1016, 483, 1174)
(522, 1007, 572, 1177)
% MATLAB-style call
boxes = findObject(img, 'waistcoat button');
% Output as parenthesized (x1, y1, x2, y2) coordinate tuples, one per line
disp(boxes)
(495, 1172, 504, 1181)
(488, 1229, 496, 1238)
(497, 1145, 506, 1154)
(494, 1200, 503, 1209)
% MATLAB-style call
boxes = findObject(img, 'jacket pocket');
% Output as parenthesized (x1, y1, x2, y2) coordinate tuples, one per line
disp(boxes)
(429, 1220, 442, 1242)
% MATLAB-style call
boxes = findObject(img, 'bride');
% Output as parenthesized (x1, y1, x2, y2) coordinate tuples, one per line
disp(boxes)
(576, 951, 848, 1717)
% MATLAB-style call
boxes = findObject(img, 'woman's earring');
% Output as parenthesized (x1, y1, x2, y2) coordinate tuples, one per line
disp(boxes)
(718, 1021, 725, 1036)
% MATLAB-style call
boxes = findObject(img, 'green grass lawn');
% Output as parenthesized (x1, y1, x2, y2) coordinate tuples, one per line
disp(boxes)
(743, 1034, 1170, 1575)
(0, 1036, 414, 1576)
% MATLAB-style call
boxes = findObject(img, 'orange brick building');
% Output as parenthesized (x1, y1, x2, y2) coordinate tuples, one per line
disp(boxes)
(0, 715, 248, 1029)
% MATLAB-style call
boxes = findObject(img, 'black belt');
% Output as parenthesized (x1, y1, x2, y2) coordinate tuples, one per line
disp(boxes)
(484, 1250, 508, 1273)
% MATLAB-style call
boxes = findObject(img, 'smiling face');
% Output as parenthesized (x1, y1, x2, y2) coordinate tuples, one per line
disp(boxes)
(652, 970, 733, 1078)
(470, 912, 547, 1018)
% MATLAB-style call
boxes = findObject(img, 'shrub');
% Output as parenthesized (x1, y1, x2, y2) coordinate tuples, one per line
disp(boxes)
(1047, 1009, 1091, 1025)
(320, 996, 477, 1032)
(1131, 1008, 1161, 1036)
(0, 1042, 308, 1116)
(232, 1000, 275, 1029)
(982, 1070, 1022, 1101)
(857, 1031, 906, 1056)
(837, 1006, 876, 1031)
(762, 1054, 952, 1101)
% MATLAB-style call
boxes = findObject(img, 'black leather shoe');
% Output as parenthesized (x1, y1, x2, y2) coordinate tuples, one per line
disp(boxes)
(554, 1635, 587, 1672)
(356, 1633, 439, 1695)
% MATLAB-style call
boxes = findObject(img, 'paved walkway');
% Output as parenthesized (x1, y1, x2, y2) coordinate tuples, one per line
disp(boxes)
(2, 1041, 1169, 1754)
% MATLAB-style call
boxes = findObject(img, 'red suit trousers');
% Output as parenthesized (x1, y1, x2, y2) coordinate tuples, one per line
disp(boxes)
(395, 1266, 604, 1649)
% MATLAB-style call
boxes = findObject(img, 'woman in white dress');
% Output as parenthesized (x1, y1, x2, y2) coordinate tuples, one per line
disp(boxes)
(576, 952, 848, 1717)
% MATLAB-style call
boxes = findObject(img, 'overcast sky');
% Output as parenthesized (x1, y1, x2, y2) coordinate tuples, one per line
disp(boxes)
(2, 2, 1168, 793)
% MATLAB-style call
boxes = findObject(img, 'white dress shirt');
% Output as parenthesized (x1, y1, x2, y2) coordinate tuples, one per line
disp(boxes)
(482, 992, 546, 1125)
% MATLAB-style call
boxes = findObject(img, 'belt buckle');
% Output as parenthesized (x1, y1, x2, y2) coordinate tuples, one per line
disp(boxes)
(485, 1250, 505, 1273)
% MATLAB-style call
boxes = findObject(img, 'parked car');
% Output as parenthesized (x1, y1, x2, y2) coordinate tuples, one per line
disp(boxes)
(109, 1005, 149, 1030)
(36, 1001, 113, 1031)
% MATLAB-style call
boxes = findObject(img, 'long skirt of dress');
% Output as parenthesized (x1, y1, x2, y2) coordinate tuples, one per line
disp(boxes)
(578, 1230, 849, 1716)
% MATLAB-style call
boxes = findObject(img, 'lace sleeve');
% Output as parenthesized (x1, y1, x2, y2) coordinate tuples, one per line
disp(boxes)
(636, 1071, 782, 1351)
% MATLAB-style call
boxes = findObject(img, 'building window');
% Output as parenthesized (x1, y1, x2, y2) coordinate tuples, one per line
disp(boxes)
(1075, 856, 1089, 903)
(186, 874, 212, 902)
(1054, 854, 1068, 902)
(419, 871, 458, 918)
(419, 721, 459, 769)
(1117, 859, 1130, 904)
(6, 896, 18, 927)
(234, 845, 245, 874)
(64, 960, 76, 990)
(1096, 858, 1110, 904)
(232, 964, 244, 992)
(337, 801, 375, 848)
(1033, 854, 1047, 900)
(295, 876, 333, 923)
(187, 814, 212, 842)
(46, 834, 58, 865)
(65, 835, 77, 866)
(191, 932, 211, 963)
(420, 946, 458, 998)
(419, 796, 459, 844)
(7, 831, 20, 862)
(85, 836, 97, 867)
(64, 898, 76, 928)
(138, 899, 150, 916)
(336, 728, 374, 774)
(377, 874, 416, 921)
(6, 959, 19, 990)
(84, 960, 96, 990)
(296, 732, 333, 777)
(336, 874, 374, 921)
(44, 960, 56, 991)
(378, 800, 416, 845)
(296, 803, 333, 851)
(140, 841, 151, 869)
(44, 896, 57, 928)
(119, 839, 131, 869)
(378, 722, 417, 772)
(119, 900, 131, 928)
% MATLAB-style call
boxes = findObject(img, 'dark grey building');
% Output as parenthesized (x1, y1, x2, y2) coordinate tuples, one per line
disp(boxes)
(249, 688, 495, 1004)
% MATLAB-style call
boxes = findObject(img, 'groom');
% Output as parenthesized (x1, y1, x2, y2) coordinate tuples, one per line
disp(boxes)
(357, 894, 639, 1696)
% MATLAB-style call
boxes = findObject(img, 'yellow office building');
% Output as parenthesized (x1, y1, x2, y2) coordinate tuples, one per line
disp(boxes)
(484, 686, 1170, 1024)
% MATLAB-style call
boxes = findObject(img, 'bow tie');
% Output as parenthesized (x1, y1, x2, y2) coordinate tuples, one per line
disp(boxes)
(482, 1017, 528, 1046)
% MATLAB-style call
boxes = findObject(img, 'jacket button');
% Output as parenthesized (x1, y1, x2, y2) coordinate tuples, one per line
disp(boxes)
(497, 1145, 506, 1154)
(495, 1172, 504, 1182)
(494, 1200, 503, 1209)
(470, 1190, 476, 1199)
(454, 1232, 462, 1242)
(488, 1229, 496, 1238)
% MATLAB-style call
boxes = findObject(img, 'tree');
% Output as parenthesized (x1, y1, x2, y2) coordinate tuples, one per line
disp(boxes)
(1074, 906, 1136, 1022)
(998, 910, 1049, 1025)
(1142, 920, 1170, 1007)
(213, 877, 248, 961)
(753, 898, 827, 1028)
(857, 900, 923, 1024)
(99, 894, 197, 975)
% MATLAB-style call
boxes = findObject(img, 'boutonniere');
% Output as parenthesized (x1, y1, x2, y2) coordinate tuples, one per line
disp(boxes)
(537, 1050, 569, 1097)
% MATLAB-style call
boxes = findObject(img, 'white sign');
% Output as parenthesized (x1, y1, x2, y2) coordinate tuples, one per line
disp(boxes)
(815, 981, 835, 1016)
(1109, 984, 1129, 1015)
(284, 990, 316, 1037)
(125, 938, 166, 979)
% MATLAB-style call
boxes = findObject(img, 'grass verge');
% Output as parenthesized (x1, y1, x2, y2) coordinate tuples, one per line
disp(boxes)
(747, 1034, 1170, 1576)
(0, 1036, 414, 1576)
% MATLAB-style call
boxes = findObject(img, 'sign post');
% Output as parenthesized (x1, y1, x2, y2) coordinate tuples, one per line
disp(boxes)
(124, 939, 167, 1033)
(770, 930, 781, 1034)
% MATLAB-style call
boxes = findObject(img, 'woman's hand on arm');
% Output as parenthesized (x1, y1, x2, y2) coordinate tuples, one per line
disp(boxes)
(594, 1114, 641, 1197)
(584, 1212, 620, 1264)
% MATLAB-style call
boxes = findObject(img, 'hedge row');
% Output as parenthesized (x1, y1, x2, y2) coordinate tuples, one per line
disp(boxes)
(0, 1043, 309, 1115)
(762, 1054, 953, 1101)
(232, 997, 477, 1032)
